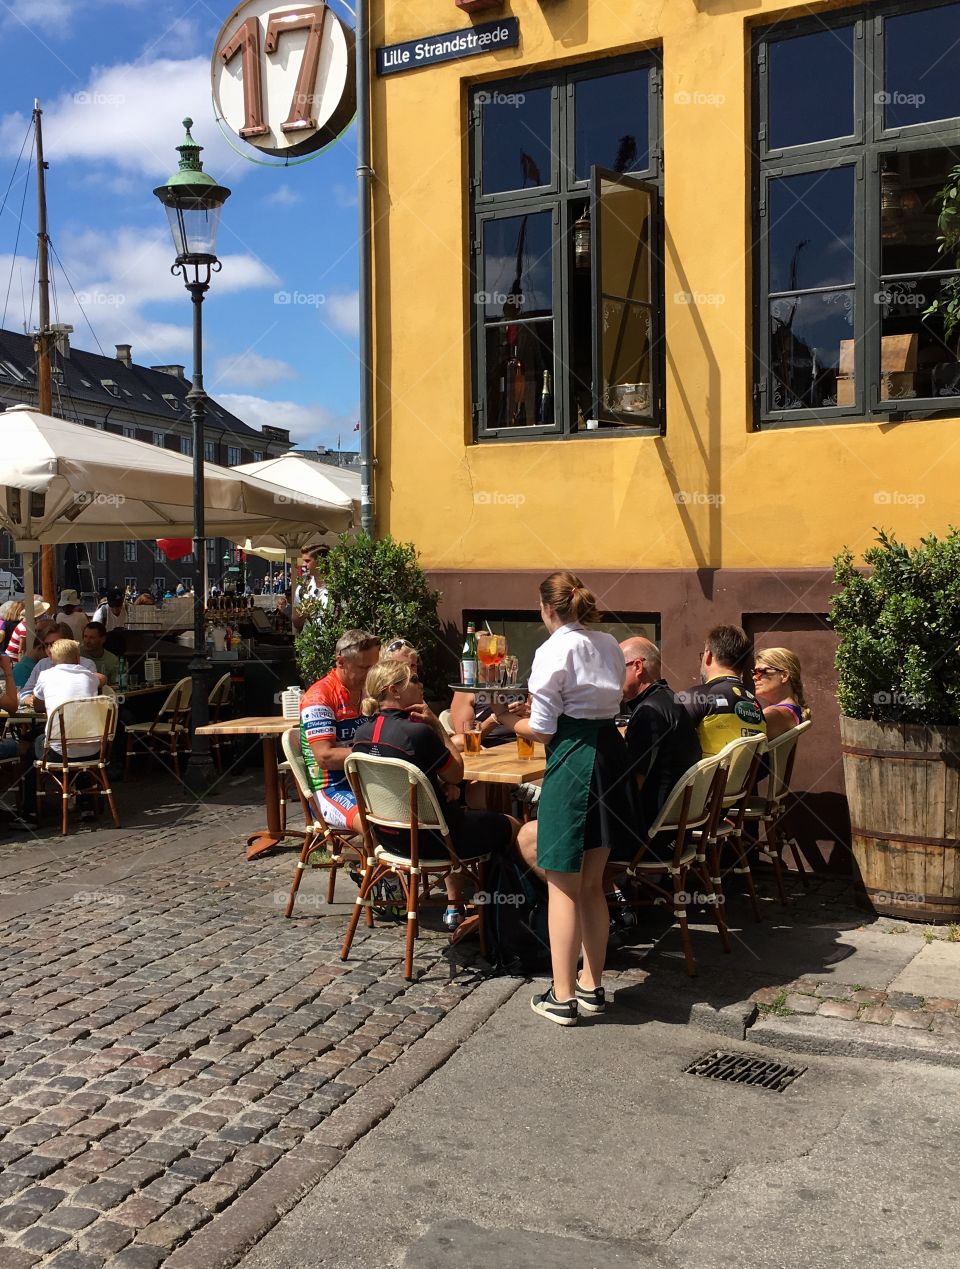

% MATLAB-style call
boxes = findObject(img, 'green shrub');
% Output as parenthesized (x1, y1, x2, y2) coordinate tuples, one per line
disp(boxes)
(830, 528, 960, 725)
(294, 532, 444, 695)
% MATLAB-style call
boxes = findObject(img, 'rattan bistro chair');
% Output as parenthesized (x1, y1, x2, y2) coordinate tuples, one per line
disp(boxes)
(281, 727, 365, 918)
(743, 719, 813, 904)
(35, 696, 120, 835)
(124, 676, 192, 778)
(207, 672, 234, 774)
(340, 753, 491, 980)
(690, 733, 767, 923)
(622, 751, 729, 977)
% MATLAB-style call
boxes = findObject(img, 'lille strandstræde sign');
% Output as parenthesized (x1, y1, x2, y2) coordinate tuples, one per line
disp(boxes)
(376, 17, 520, 77)
(213, 0, 356, 158)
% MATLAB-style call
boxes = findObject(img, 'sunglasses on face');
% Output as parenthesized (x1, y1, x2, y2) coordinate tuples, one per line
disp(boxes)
(387, 639, 416, 653)
(752, 666, 777, 679)
(624, 657, 645, 668)
(408, 674, 422, 685)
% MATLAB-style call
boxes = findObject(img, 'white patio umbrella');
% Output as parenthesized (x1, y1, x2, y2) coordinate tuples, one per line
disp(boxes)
(233, 454, 361, 613)
(0, 405, 352, 634)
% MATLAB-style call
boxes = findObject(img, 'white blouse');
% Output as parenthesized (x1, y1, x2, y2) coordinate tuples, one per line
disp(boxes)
(527, 622, 626, 736)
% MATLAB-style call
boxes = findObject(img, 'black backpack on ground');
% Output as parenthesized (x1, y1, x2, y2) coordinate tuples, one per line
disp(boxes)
(481, 852, 551, 975)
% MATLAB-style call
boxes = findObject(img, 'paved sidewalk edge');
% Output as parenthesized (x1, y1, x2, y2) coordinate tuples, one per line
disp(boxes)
(164, 975, 524, 1269)
(747, 1012, 960, 1068)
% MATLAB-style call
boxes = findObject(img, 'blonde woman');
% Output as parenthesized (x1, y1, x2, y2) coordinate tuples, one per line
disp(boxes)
(751, 647, 810, 740)
(352, 658, 518, 930)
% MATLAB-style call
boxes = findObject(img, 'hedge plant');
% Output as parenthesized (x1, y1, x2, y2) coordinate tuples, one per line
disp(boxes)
(294, 532, 444, 697)
(830, 528, 960, 726)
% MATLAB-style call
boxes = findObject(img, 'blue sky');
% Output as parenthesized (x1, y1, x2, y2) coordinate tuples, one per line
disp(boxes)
(0, 0, 361, 451)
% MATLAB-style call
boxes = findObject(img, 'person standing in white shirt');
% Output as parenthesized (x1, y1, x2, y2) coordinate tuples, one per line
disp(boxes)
(514, 571, 640, 1027)
(292, 544, 330, 633)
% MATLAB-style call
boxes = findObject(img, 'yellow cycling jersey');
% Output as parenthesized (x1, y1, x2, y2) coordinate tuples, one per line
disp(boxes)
(678, 675, 766, 757)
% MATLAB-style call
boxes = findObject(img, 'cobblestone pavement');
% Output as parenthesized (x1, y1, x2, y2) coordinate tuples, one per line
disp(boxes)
(0, 788, 494, 1269)
(750, 979, 960, 1035)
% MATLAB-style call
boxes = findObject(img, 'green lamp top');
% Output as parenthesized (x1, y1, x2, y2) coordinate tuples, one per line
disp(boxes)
(153, 117, 231, 209)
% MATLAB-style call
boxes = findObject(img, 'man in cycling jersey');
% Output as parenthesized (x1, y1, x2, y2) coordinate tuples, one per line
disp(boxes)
(299, 630, 381, 829)
(678, 624, 766, 756)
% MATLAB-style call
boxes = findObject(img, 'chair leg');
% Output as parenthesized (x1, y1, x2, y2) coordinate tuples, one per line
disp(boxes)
(703, 841, 731, 953)
(341, 861, 379, 962)
(96, 769, 121, 828)
(731, 833, 763, 922)
(285, 834, 317, 918)
(403, 869, 418, 981)
(674, 869, 696, 977)
(325, 849, 340, 905)
(764, 818, 790, 906)
(60, 778, 69, 836)
(124, 736, 133, 776)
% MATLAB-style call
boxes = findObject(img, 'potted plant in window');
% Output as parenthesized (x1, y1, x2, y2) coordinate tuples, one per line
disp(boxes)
(923, 163, 960, 396)
(832, 528, 960, 922)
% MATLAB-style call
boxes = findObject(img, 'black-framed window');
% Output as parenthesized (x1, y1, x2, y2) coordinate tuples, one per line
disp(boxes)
(754, 0, 960, 426)
(470, 54, 664, 441)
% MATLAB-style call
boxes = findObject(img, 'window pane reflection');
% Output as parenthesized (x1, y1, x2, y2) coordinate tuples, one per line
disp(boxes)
(599, 178, 652, 301)
(601, 300, 652, 418)
(874, 277, 960, 399)
(769, 291, 855, 409)
(880, 146, 960, 276)
(481, 213, 553, 322)
(769, 26, 854, 149)
(885, 3, 960, 129)
(486, 321, 555, 427)
(575, 68, 649, 181)
(769, 167, 855, 292)
(480, 87, 552, 195)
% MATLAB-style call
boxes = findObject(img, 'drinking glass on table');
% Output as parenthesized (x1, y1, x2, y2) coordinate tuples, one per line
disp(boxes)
(516, 732, 536, 760)
(463, 725, 483, 754)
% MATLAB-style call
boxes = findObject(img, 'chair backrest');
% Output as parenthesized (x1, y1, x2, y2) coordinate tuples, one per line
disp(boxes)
(649, 751, 726, 838)
(764, 718, 812, 804)
(344, 753, 449, 835)
(281, 726, 316, 805)
(719, 733, 767, 806)
(47, 696, 117, 754)
(438, 708, 455, 736)
(160, 676, 192, 717)
(208, 672, 233, 709)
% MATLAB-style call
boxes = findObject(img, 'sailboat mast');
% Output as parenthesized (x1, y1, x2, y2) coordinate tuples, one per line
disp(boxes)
(33, 99, 57, 608)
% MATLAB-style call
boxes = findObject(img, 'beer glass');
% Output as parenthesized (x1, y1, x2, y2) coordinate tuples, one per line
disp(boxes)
(463, 727, 482, 754)
(516, 733, 536, 760)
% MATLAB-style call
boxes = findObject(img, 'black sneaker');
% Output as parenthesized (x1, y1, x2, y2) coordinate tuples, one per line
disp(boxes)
(530, 987, 578, 1027)
(575, 980, 606, 1015)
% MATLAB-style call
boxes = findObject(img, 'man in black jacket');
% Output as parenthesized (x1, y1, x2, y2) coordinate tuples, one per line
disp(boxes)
(620, 637, 702, 838)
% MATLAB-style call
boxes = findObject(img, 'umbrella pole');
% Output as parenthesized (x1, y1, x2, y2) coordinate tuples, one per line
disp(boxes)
(23, 550, 37, 645)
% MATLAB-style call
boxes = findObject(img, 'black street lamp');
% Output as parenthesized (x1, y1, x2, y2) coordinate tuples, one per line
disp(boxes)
(154, 118, 231, 793)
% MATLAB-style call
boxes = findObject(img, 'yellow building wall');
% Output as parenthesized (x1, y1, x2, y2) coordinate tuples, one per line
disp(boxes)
(371, 0, 953, 573)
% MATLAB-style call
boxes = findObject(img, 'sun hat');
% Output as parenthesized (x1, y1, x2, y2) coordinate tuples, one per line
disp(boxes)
(57, 588, 82, 608)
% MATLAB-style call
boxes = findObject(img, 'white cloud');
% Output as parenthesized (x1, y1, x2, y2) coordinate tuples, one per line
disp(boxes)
(333, 183, 358, 209)
(1, 57, 236, 179)
(218, 393, 359, 450)
(212, 352, 295, 390)
(0, 228, 279, 364)
(324, 291, 360, 338)
(265, 184, 302, 207)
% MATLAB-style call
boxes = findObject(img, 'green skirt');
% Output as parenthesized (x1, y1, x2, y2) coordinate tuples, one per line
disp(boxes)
(536, 715, 641, 873)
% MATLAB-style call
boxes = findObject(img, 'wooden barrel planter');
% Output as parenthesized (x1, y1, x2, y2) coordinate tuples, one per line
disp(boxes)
(840, 716, 960, 922)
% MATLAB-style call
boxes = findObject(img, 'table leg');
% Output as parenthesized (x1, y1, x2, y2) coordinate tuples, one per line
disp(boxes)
(246, 735, 287, 861)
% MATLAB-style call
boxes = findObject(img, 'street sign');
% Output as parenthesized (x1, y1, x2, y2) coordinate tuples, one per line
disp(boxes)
(213, 0, 356, 158)
(376, 16, 520, 77)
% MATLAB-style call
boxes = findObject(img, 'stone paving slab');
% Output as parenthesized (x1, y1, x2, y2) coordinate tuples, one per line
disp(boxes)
(0, 790, 498, 1268)
(888, 939, 960, 998)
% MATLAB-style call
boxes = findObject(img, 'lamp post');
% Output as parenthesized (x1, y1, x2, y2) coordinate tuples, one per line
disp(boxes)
(154, 118, 231, 793)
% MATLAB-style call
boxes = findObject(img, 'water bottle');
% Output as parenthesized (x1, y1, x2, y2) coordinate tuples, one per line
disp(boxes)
(117, 657, 128, 691)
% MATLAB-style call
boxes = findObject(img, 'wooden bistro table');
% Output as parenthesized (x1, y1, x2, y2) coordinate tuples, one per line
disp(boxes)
(194, 715, 297, 861)
(460, 743, 547, 812)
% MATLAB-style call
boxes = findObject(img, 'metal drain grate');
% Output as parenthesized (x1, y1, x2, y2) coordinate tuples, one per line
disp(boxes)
(684, 1050, 805, 1092)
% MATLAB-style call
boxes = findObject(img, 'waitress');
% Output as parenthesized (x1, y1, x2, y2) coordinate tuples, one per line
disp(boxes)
(515, 571, 639, 1027)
